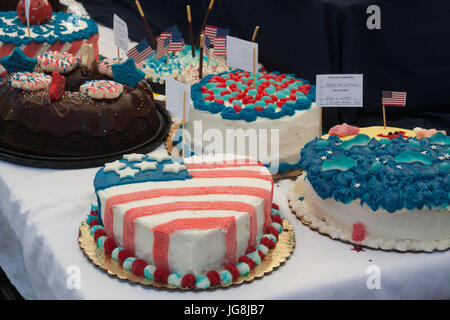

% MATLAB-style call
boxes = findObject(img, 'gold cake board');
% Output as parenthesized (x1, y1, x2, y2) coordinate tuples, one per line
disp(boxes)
(78, 219, 295, 291)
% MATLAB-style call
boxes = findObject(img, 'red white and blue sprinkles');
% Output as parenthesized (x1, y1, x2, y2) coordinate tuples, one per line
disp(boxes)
(10, 72, 52, 91)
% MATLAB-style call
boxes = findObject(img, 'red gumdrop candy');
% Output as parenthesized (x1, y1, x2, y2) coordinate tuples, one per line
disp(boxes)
(233, 104, 242, 113)
(220, 90, 231, 96)
(48, 71, 66, 101)
(214, 98, 225, 104)
(181, 274, 196, 289)
(254, 106, 264, 111)
(276, 101, 285, 108)
(236, 92, 246, 99)
(204, 94, 215, 101)
(352, 223, 366, 242)
(206, 270, 221, 286)
(216, 82, 227, 88)
(200, 86, 209, 93)
(131, 259, 147, 277)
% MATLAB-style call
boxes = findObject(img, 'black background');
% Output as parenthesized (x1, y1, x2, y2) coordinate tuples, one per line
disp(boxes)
(79, 0, 450, 132)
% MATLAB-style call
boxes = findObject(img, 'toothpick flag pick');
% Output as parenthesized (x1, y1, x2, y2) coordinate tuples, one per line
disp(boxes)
(127, 39, 154, 64)
(155, 34, 171, 60)
(204, 25, 218, 46)
(381, 91, 407, 129)
(167, 25, 183, 53)
(213, 27, 229, 56)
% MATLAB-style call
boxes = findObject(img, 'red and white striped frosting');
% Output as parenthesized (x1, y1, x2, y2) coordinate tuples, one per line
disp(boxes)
(0, 33, 99, 77)
(97, 154, 274, 276)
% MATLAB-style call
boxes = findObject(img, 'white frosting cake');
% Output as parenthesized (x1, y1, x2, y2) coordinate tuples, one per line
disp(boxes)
(184, 70, 320, 174)
(94, 153, 275, 276)
(186, 104, 320, 171)
(288, 126, 450, 252)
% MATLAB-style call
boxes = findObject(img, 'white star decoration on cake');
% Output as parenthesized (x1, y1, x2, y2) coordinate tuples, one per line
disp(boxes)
(147, 152, 171, 162)
(320, 156, 327, 161)
(396, 165, 403, 170)
(326, 150, 333, 154)
(103, 160, 126, 172)
(354, 183, 360, 189)
(421, 151, 428, 154)
(163, 163, 187, 173)
(123, 153, 145, 162)
(134, 161, 158, 171)
(431, 145, 437, 150)
(117, 167, 140, 179)
(444, 153, 450, 159)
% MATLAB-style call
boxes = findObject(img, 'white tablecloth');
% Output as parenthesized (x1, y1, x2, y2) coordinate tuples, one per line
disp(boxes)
(1, 0, 449, 300)
(1, 142, 450, 300)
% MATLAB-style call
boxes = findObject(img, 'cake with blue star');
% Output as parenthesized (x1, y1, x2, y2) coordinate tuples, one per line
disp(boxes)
(0, 1, 100, 77)
(0, 51, 167, 158)
(288, 126, 450, 252)
(84, 152, 285, 289)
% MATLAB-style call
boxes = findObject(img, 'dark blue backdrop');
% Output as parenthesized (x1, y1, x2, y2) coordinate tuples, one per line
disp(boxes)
(79, 0, 450, 131)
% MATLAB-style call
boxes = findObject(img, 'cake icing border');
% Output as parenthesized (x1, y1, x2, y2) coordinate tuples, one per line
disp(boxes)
(288, 175, 450, 252)
(80, 203, 295, 290)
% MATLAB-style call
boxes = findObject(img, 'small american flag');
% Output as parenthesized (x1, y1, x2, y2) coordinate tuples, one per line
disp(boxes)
(169, 30, 183, 53)
(203, 33, 211, 57)
(204, 25, 218, 46)
(382, 91, 407, 106)
(127, 39, 153, 64)
(213, 27, 230, 56)
(155, 34, 171, 60)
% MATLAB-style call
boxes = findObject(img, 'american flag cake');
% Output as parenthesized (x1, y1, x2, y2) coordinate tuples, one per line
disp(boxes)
(93, 153, 282, 280)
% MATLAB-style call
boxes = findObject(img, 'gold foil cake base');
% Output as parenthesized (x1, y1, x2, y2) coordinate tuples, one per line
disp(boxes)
(78, 219, 295, 291)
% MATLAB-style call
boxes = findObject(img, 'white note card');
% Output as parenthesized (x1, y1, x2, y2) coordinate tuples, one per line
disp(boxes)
(165, 77, 191, 122)
(226, 35, 258, 73)
(113, 14, 129, 53)
(316, 74, 363, 107)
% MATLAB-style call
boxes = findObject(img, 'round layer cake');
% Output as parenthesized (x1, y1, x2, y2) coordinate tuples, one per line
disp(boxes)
(142, 45, 229, 94)
(0, 5, 99, 77)
(185, 69, 320, 174)
(0, 52, 161, 157)
(288, 125, 450, 252)
(91, 153, 283, 287)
